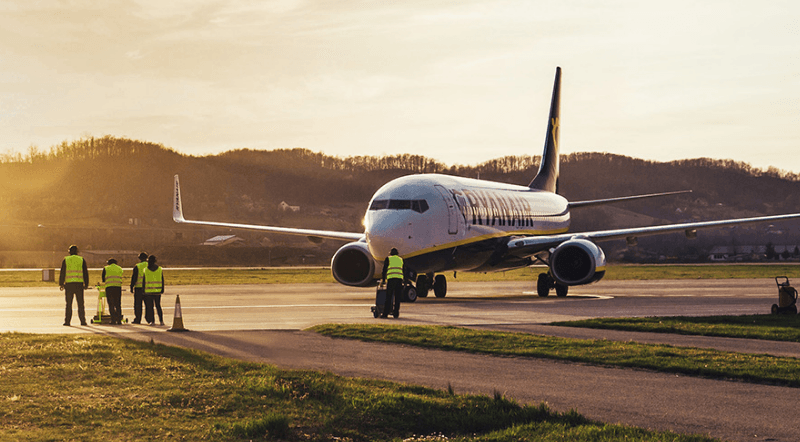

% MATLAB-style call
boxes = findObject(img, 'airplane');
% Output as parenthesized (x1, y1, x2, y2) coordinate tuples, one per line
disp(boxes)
(173, 66, 800, 301)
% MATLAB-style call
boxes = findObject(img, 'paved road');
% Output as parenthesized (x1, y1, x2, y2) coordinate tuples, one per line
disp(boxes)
(2, 279, 799, 441)
(0, 279, 785, 334)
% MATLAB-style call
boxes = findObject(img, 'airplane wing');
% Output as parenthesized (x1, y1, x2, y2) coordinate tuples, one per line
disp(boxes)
(172, 175, 365, 242)
(568, 190, 692, 209)
(508, 212, 800, 256)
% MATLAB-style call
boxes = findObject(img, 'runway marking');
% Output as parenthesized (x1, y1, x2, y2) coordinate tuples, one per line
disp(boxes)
(180, 304, 376, 309)
(520, 292, 613, 300)
(0, 304, 375, 313)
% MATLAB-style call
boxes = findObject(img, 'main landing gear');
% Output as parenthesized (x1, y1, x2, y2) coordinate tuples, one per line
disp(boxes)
(412, 273, 447, 301)
(537, 272, 568, 297)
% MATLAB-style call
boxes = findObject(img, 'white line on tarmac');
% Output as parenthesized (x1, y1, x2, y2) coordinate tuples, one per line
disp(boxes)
(0, 304, 375, 312)
(179, 304, 375, 309)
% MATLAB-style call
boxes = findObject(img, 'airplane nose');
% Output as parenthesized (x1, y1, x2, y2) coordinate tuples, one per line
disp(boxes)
(365, 211, 409, 260)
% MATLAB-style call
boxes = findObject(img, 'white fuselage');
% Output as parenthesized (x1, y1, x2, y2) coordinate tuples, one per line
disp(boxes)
(364, 173, 570, 275)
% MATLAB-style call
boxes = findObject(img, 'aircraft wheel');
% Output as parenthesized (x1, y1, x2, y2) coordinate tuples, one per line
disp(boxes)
(433, 275, 447, 298)
(555, 284, 568, 297)
(771, 304, 778, 315)
(416, 274, 429, 298)
(403, 285, 417, 303)
(537, 273, 551, 297)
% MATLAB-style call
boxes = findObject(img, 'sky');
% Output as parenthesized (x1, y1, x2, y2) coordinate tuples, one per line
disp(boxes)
(1, 0, 799, 172)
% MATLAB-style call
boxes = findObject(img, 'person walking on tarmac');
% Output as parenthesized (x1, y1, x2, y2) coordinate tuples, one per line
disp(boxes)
(129, 252, 148, 324)
(59, 245, 89, 326)
(380, 248, 405, 318)
(102, 258, 124, 324)
(142, 255, 165, 326)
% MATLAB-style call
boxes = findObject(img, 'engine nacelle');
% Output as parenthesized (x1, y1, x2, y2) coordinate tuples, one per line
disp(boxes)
(331, 241, 382, 287)
(550, 238, 607, 286)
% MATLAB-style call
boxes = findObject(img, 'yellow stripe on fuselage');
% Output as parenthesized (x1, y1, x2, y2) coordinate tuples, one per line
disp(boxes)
(400, 226, 570, 259)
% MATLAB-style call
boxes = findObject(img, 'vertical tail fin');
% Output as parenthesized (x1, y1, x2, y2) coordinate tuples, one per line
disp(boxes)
(528, 66, 561, 193)
(173, 174, 186, 223)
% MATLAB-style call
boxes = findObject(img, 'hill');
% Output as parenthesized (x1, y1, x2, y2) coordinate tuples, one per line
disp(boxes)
(1, 136, 799, 267)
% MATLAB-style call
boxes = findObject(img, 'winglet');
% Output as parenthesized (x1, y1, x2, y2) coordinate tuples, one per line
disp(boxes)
(173, 174, 186, 223)
(528, 66, 561, 193)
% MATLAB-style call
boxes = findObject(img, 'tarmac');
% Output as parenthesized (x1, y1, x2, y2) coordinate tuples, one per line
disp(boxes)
(3, 279, 799, 441)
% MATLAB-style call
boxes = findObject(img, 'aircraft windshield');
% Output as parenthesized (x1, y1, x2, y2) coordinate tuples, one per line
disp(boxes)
(369, 199, 429, 213)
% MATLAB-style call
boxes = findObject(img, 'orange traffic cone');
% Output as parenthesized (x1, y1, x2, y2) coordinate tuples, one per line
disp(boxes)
(167, 295, 189, 332)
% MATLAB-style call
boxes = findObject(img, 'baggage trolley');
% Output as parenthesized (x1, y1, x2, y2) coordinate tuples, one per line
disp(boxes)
(91, 283, 127, 324)
(771, 276, 798, 315)
(91, 284, 113, 324)
(371, 281, 398, 318)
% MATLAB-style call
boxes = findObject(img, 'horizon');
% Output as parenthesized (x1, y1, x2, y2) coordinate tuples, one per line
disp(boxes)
(8, 135, 798, 179)
(2, 1, 799, 172)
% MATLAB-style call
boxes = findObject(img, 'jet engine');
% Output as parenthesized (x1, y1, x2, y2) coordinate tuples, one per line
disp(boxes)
(331, 241, 381, 287)
(550, 238, 607, 286)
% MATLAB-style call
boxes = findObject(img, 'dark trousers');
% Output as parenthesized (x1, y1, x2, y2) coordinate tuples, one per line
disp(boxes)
(384, 279, 402, 316)
(144, 294, 164, 324)
(144, 294, 155, 324)
(153, 294, 163, 324)
(132, 288, 144, 323)
(64, 282, 86, 325)
(105, 286, 122, 324)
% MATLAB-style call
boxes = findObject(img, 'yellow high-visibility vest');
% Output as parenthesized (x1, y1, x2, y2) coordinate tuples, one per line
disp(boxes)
(143, 267, 164, 294)
(64, 255, 84, 284)
(104, 263, 123, 287)
(133, 261, 147, 288)
(387, 255, 404, 280)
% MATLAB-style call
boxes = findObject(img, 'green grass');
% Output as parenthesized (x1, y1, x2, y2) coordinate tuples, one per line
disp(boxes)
(553, 315, 800, 342)
(3, 264, 800, 287)
(457, 264, 800, 281)
(0, 333, 716, 442)
(0, 267, 337, 287)
(601, 264, 800, 280)
(311, 324, 800, 388)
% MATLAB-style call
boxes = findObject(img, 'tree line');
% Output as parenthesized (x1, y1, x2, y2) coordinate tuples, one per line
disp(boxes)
(2, 136, 800, 263)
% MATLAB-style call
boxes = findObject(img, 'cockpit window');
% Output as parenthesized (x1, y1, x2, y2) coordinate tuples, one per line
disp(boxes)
(412, 200, 429, 213)
(388, 199, 411, 210)
(369, 199, 429, 213)
(369, 200, 388, 210)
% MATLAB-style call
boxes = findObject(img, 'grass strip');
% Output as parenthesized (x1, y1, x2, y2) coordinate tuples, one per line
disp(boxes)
(311, 324, 800, 388)
(3, 264, 800, 287)
(0, 267, 337, 287)
(0, 333, 715, 442)
(600, 264, 800, 280)
(553, 315, 800, 342)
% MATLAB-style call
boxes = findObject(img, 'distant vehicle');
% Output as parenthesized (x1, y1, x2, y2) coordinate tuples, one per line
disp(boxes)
(173, 67, 800, 299)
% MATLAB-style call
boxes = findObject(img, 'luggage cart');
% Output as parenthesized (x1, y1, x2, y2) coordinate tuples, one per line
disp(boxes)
(91, 283, 126, 324)
(371, 281, 399, 318)
(91, 284, 112, 324)
(771, 276, 798, 315)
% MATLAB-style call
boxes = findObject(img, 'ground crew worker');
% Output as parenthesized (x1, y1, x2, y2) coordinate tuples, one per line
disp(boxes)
(102, 258, 124, 324)
(380, 248, 404, 318)
(59, 245, 89, 326)
(142, 255, 165, 326)
(129, 252, 148, 324)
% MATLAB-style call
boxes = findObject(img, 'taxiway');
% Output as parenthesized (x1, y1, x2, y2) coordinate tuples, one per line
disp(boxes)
(2, 279, 798, 441)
